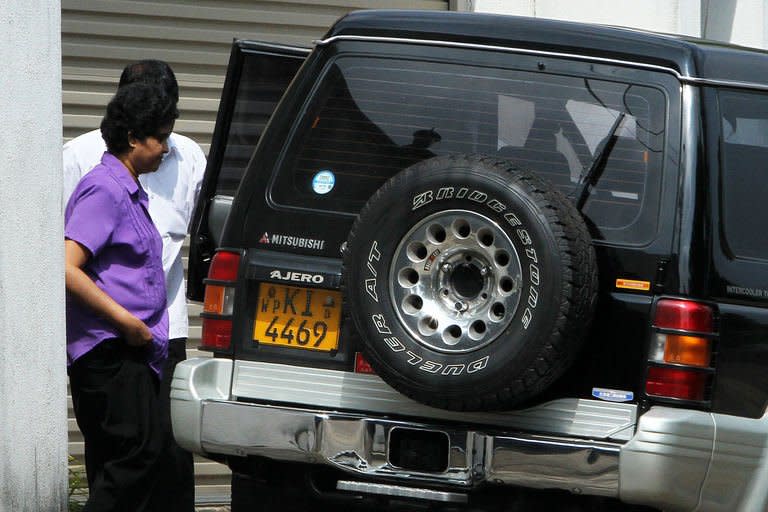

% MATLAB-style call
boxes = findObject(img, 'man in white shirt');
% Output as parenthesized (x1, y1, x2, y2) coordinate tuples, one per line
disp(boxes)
(63, 60, 205, 511)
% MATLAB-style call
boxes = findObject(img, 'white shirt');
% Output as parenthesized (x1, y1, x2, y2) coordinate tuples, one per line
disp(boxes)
(63, 129, 207, 340)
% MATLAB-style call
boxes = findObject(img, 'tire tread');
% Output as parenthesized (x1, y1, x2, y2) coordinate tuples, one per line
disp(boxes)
(344, 154, 598, 410)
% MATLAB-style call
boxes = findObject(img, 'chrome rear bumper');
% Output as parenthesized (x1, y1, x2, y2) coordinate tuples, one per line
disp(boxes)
(171, 358, 624, 496)
(198, 399, 621, 496)
(171, 358, 768, 511)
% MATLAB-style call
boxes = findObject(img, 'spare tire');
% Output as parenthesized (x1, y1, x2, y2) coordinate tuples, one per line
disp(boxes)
(343, 155, 597, 411)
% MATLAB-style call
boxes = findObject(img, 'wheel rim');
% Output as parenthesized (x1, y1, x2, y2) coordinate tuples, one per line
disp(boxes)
(389, 209, 522, 353)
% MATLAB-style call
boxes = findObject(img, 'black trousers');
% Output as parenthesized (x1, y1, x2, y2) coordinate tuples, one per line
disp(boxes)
(151, 338, 195, 512)
(70, 339, 163, 512)
(70, 338, 196, 512)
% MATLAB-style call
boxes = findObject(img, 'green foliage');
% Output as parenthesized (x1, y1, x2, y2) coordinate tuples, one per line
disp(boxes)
(67, 456, 87, 512)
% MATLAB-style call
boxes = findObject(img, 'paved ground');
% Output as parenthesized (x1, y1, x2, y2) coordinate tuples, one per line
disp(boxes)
(196, 507, 231, 512)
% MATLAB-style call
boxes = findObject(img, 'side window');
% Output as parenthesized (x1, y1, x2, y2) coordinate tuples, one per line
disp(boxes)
(271, 57, 667, 244)
(719, 90, 768, 260)
(215, 49, 306, 196)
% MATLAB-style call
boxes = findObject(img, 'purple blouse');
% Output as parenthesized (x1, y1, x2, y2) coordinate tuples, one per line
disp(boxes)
(65, 153, 168, 377)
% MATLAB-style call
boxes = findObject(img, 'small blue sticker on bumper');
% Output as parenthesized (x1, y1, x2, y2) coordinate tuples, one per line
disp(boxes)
(592, 387, 634, 402)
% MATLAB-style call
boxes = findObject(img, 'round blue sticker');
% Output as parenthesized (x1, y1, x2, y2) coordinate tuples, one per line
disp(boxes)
(312, 170, 335, 195)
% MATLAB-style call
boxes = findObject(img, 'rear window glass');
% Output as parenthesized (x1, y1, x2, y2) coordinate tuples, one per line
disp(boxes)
(270, 57, 667, 244)
(719, 90, 768, 260)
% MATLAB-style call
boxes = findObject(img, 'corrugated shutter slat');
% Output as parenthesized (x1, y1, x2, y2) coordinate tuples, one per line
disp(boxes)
(63, 0, 448, 147)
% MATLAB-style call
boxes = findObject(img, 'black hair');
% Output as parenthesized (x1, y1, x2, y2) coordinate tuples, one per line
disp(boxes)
(100, 82, 179, 155)
(118, 59, 179, 103)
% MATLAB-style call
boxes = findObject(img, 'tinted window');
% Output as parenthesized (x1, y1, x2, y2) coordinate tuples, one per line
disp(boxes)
(215, 50, 305, 196)
(271, 57, 667, 243)
(719, 90, 768, 260)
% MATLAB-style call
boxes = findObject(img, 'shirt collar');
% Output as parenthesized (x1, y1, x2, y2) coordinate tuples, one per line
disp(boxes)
(165, 133, 180, 159)
(156, 133, 180, 166)
(101, 152, 144, 199)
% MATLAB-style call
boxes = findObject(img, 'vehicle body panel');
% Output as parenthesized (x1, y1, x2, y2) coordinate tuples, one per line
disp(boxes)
(179, 11, 768, 510)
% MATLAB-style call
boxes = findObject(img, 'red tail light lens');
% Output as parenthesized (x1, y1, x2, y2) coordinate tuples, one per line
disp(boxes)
(201, 318, 232, 350)
(646, 367, 708, 401)
(208, 251, 241, 281)
(654, 299, 713, 332)
(354, 352, 376, 374)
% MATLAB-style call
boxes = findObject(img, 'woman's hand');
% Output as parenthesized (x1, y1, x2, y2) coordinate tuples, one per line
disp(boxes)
(66, 239, 153, 346)
(117, 312, 153, 346)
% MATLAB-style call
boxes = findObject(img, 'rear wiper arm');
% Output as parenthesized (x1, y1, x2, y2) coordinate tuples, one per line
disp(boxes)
(572, 112, 626, 211)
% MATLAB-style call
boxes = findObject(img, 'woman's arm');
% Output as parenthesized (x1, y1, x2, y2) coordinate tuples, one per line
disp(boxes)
(65, 239, 152, 346)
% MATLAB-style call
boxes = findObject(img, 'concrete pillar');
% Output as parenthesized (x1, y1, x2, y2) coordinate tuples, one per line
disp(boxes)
(0, 1, 67, 510)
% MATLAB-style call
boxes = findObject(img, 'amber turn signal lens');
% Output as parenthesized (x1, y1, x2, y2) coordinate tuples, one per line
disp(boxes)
(203, 285, 225, 314)
(663, 334, 711, 367)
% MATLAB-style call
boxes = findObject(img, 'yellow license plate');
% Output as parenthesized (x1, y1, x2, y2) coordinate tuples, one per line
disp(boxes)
(253, 283, 342, 352)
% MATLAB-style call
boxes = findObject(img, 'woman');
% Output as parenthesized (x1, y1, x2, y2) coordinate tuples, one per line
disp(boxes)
(65, 81, 178, 511)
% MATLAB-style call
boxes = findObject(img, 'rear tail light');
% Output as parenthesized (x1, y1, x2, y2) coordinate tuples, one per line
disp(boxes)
(200, 318, 234, 351)
(645, 299, 716, 402)
(646, 367, 707, 401)
(200, 250, 241, 351)
(354, 352, 376, 374)
(207, 250, 241, 281)
(654, 299, 713, 332)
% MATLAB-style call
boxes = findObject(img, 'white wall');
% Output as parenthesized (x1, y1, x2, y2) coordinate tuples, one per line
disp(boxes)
(471, 0, 768, 49)
(472, 0, 701, 35)
(702, 0, 767, 48)
(0, 1, 67, 510)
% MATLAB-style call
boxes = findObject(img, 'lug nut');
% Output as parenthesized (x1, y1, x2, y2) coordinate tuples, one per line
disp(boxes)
(441, 263, 452, 273)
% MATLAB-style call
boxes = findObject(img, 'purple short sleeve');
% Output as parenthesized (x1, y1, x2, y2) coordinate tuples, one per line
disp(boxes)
(65, 178, 121, 258)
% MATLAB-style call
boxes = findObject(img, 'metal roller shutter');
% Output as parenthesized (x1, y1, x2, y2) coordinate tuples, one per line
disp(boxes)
(62, 0, 449, 151)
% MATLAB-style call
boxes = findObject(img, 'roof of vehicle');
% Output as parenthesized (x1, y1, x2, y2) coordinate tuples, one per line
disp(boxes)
(323, 10, 768, 87)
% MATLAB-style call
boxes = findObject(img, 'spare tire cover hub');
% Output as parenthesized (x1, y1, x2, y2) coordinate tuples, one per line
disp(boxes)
(390, 209, 522, 354)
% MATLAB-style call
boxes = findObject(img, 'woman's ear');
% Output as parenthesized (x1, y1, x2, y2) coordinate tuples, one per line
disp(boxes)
(127, 131, 137, 149)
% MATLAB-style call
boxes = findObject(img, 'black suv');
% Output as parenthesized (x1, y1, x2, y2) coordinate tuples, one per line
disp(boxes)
(171, 10, 768, 511)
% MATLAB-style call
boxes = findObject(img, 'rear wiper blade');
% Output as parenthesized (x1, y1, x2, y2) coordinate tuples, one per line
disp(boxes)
(572, 112, 626, 211)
